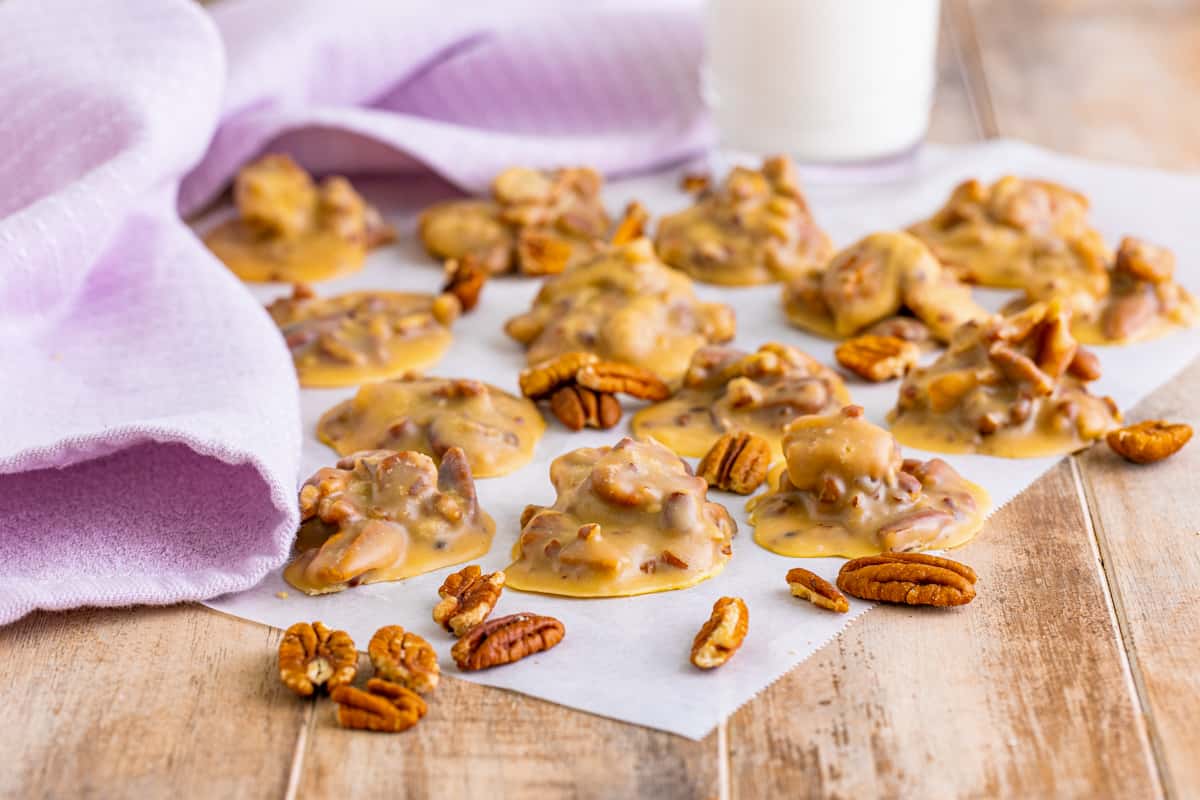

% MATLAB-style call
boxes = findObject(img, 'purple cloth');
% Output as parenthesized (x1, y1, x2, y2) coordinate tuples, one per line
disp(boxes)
(0, 0, 707, 624)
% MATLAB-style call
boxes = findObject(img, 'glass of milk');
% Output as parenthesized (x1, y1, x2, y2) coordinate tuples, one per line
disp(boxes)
(704, 0, 941, 167)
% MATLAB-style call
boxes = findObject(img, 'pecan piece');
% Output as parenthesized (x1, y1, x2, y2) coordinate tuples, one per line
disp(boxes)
(697, 431, 770, 494)
(835, 334, 920, 382)
(1115, 236, 1174, 284)
(278, 621, 357, 697)
(575, 361, 671, 401)
(451, 613, 565, 671)
(837, 553, 977, 607)
(432, 565, 506, 636)
(517, 229, 574, 275)
(332, 679, 427, 733)
(1106, 420, 1192, 464)
(441, 256, 488, 312)
(786, 568, 849, 613)
(690, 596, 749, 670)
(518, 351, 600, 399)
(549, 385, 622, 431)
(611, 200, 650, 246)
(367, 625, 440, 694)
(679, 172, 710, 194)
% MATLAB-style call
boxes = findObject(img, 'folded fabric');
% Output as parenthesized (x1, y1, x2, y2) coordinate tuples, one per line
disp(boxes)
(0, 0, 707, 625)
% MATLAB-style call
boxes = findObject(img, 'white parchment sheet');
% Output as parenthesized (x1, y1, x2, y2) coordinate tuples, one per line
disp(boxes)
(207, 141, 1200, 739)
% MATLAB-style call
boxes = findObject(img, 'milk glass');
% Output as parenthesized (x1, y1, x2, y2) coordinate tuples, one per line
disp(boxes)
(704, 0, 941, 166)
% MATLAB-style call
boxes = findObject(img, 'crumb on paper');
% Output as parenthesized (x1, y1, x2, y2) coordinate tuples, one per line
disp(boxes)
(276, 591, 289, 599)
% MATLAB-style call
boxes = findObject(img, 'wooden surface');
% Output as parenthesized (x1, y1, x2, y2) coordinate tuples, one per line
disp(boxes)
(3, 1, 1199, 797)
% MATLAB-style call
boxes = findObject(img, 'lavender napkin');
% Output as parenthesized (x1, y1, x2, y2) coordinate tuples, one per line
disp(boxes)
(0, 0, 707, 624)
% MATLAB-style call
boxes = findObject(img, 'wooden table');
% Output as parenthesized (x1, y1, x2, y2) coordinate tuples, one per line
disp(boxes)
(4, 2, 1198, 797)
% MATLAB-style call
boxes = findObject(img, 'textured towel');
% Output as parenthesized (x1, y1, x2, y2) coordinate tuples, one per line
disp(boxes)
(0, 0, 707, 624)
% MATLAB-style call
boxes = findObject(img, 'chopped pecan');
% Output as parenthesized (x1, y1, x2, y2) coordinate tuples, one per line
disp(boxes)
(450, 613, 565, 671)
(611, 201, 650, 246)
(441, 256, 488, 312)
(278, 621, 357, 697)
(575, 361, 671, 401)
(332, 679, 427, 733)
(690, 596, 749, 670)
(835, 334, 920, 382)
(679, 172, 710, 194)
(518, 351, 600, 399)
(1115, 236, 1174, 284)
(367, 625, 440, 694)
(517, 229, 574, 275)
(432, 565, 506, 636)
(988, 342, 1054, 396)
(1067, 347, 1102, 381)
(697, 431, 770, 494)
(549, 385, 622, 431)
(836, 553, 977, 607)
(786, 567, 850, 613)
(1106, 420, 1192, 464)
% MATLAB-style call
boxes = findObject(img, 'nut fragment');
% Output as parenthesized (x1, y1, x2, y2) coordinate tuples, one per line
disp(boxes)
(785, 568, 850, 613)
(441, 256, 489, 312)
(575, 361, 672, 401)
(835, 334, 920, 382)
(432, 565, 506, 636)
(367, 626, 440, 694)
(1106, 420, 1192, 464)
(611, 201, 650, 246)
(836, 553, 977, 607)
(450, 613, 565, 671)
(278, 621, 358, 697)
(332, 679, 427, 733)
(518, 352, 600, 399)
(697, 431, 770, 494)
(690, 596, 749, 669)
(518, 229, 574, 275)
(549, 385, 622, 431)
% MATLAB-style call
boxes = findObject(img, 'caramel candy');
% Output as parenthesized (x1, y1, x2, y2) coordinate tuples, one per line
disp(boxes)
(506, 438, 737, 597)
(317, 377, 544, 479)
(782, 231, 989, 342)
(889, 302, 1121, 457)
(204, 154, 394, 283)
(268, 285, 456, 388)
(285, 449, 495, 595)
(656, 155, 833, 285)
(418, 166, 610, 275)
(504, 238, 736, 385)
(631, 342, 849, 462)
(747, 406, 990, 558)
(909, 176, 1110, 291)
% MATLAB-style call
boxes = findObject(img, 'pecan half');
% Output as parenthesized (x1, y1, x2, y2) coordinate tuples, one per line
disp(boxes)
(441, 256, 488, 312)
(697, 431, 770, 494)
(575, 361, 671, 401)
(835, 334, 920, 382)
(691, 596, 748, 670)
(278, 621, 357, 697)
(518, 352, 600, 399)
(549, 385, 622, 431)
(432, 565, 506, 636)
(366, 625, 440, 694)
(450, 613, 565, 671)
(1106, 420, 1192, 464)
(837, 553, 977, 607)
(785, 568, 849, 613)
(332, 679, 427, 733)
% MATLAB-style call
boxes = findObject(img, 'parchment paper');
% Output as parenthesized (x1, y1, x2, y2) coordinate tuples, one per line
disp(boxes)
(206, 141, 1200, 739)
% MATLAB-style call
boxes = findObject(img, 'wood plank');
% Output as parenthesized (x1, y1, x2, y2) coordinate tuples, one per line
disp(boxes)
(295, 663, 719, 800)
(968, 0, 1200, 168)
(0, 605, 306, 799)
(727, 462, 1162, 798)
(1075, 359, 1200, 799)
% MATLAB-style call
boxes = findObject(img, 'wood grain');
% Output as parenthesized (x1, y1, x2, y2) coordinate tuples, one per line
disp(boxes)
(0, 606, 306, 800)
(1075, 359, 1200, 799)
(727, 462, 1162, 798)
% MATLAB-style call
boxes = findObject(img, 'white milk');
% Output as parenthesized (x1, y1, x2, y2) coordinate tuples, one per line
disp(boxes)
(704, 0, 941, 163)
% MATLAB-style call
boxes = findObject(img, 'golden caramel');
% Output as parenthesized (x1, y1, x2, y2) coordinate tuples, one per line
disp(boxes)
(506, 438, 736, 597)
(783, 231, 988, 341)
(317, 377, 544, 478)
(267, 285, 456, 388)
(747, 406, 990, 558)
(504, 238, 736, 384)
(631, 342, 849, 461)
(204, 154, 394, 283)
